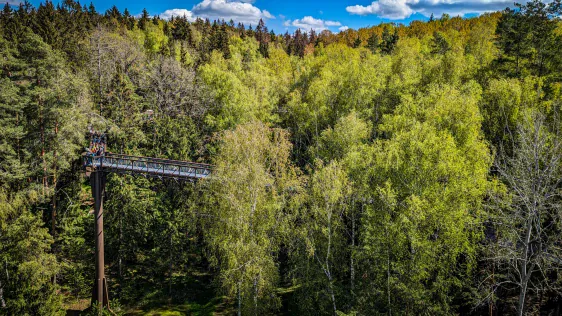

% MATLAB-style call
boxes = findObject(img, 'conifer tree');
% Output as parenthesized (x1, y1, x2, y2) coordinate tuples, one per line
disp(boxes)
(352, 36, 362, 48)
(366, 33, 379, 53)
(138, 8, 149, 31)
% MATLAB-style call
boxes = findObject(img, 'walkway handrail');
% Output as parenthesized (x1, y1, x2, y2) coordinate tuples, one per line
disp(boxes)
(105, 153, 214, 169)
(83, 152, 212, 180)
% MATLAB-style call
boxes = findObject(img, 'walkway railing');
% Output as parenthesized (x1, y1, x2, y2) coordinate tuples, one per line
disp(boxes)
(83, 152, 212, 180)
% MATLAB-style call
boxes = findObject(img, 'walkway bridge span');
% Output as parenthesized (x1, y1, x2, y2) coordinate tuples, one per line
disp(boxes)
(84, 152, 213, 180)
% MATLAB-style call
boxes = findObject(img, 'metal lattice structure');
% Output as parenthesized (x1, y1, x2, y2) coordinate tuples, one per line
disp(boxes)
(84, 153, 213, 180)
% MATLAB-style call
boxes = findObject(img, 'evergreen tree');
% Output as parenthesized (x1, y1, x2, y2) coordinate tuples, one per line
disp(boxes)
(255, 19, 269, 58)
(366, 33, 379, 53)
(352, 36, 362, 48)
(34, 1, 60, 49)
(495, 0, 562, 77)
(380, 27, 399, 54)
(138, 8, 149, 31)
(0, 191, 62, 315)
(430, 31, 450, 55)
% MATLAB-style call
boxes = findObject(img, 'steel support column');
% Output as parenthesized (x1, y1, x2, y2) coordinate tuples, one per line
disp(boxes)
(90, 170, 109, 310)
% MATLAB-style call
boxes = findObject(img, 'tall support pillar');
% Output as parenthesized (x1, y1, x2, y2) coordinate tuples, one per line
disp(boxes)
(90, 170, 110, 310)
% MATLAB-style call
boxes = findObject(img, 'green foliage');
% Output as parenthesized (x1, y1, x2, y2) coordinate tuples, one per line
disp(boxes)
(0, 191, 62, 315)
(358, 83, 491, 314)
(1, 3, 562, 314)
(495, 0, 562, 78)
(431, 31, 450, 55)
(291, 160, 350, 314)
(204, 122, 301, 314)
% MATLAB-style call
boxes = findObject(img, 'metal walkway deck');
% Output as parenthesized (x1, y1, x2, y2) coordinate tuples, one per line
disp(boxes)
(84, 152, 212, 180)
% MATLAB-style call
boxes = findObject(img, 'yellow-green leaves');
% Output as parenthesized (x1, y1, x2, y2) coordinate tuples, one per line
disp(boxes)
(205, 122, 301, 314)
(200, 38, 286, 130)
(363, 82, 491, 313)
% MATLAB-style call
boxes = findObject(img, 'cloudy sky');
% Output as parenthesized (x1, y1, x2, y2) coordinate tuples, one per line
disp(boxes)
(22, 0, 522, 32)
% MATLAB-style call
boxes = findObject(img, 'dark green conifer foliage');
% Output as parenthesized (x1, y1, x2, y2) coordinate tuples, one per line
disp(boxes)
(34, 1, 60, 49)
(256, 19, 269, 57)
(380, 27, 399, 54)
(366, 33, 379, 53)
(496, 0, 562, 78)
(353, 37, 362, 48)
(0, 192, 61, 315)
(431, 31, 450, 55)
(138, 8, 149, 31)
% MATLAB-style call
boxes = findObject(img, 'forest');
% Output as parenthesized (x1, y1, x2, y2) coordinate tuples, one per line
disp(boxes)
(1, 0, 562, 315)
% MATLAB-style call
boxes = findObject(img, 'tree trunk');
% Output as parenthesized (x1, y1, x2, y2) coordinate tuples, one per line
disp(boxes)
(386, 225, 391, 316)
(238, 281, 242, 316)
(328, 280, 337, 315)
(169, 231, 173, 300)
(518, 218, 534, 316)
(97, 35, 103, 116)
(40, 98, 46, 195)
(16, 113, 20, 163)
(253, 276, 258, 315)
(387, 249, 391, 316)
(350, 210, 355, 295)
(0, 280, 5, 308)
(326, 210, 337, 315)
(51, 119, 58, 237)
(119, 212, 122, 279)
(518, 279, 528, 316)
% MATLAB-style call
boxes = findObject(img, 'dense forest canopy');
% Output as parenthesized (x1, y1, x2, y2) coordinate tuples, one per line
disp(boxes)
(1, 0, 562, 315)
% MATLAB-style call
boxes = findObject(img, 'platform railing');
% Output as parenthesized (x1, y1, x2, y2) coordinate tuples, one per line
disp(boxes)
(83, 152, 212, 179)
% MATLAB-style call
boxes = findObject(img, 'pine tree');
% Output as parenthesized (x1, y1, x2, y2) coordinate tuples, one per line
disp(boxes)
(256, 19, 269, 58)
(34, 1, 60, 49)
(105, 5, 120, 21)
(495, 0, 562, 77)
(366, 33, 379, 53)
(0, 38, 27, 191)
(138, 8, 149, 31)
(430, 31, 450, 54)
(352, 36, 362, 48)
(246, 24, 254, 38)
(380, 27, 398, 54)
(0, 191, 62, 315)
(218, 23, 231, 58)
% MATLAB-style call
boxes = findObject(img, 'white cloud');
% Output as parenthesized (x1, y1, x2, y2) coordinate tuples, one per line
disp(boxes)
(5, 0, 22, 5)
(325, 21, 342, 26)
(160, 9, 195, 21)
(346, 0, 515, 20)
(158, 0, 274, 25)
(192, 0, 274, 25)
(288, 16, 342, 31)
(339, 26, 350, 32)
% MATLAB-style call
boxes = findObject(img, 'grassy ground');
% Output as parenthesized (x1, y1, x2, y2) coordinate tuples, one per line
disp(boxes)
(125, 295, 230, 316)
(121, 270, 234, 316)
(63, 270, 235, 315)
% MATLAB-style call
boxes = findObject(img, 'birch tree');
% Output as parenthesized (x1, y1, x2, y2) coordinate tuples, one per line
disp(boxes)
(487, 112, 562, 316)
(204, 122, 301, 315)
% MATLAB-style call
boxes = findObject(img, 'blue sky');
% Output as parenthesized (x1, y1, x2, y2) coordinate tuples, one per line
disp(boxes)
(19, 0, 519, 33)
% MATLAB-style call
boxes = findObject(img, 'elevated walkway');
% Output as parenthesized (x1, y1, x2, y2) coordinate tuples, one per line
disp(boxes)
(83, 152, 212, 180)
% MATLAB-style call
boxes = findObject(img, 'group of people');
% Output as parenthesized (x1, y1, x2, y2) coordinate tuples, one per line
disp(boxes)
(87, 129, 107, 157)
